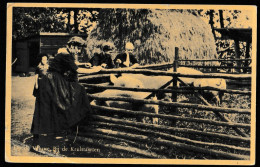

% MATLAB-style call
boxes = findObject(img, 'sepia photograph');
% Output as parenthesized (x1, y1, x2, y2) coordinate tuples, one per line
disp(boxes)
(5, 3, 256, 165)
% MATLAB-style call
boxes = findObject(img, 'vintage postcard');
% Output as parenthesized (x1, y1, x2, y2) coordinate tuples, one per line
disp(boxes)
(5, 3, 256, 165)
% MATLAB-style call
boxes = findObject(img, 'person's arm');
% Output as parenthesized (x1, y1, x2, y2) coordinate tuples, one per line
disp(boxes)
(131, 63, 139, 68)
(114, 54, 123, 67)
(129, 55, 139, 68)
(35, 74, 39, 89)
(105, 56, 115, 69)
(34, 66, 40, 89)
(85, 55, 95, 68)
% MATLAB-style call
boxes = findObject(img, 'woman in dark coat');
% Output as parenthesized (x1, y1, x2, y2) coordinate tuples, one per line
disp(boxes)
(31, 53, 91, 135)
(31, 37, 101, 150)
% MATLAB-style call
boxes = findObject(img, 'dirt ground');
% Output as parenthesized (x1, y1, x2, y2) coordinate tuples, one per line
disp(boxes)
(11, 76, 61, 157)
(10, 76, 38, 156)
(10, 75, 101, 158)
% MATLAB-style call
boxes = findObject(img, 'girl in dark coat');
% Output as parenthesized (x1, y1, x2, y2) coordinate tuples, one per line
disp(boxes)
(33, 54, 49, 97)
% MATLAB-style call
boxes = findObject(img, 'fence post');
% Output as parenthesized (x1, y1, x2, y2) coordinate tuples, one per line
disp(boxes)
(172, 47, 179, 117)
(244, 40, 250, 73)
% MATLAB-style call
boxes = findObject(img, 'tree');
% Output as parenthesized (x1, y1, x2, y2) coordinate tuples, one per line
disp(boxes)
(12, 7, 67, 40)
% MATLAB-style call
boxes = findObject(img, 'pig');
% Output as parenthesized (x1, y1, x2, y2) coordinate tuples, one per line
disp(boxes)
(193, 78, 226, 106)
(175, 67, 204, 86)
(91, 74, 162, 124)
(171, 67, 226, 106)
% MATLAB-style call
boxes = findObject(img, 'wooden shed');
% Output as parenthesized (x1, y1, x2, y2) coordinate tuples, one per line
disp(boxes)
(13, 32, 87, 73)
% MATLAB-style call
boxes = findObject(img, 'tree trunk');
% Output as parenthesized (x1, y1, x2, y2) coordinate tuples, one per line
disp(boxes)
(67, 10, 71, 32)
(209, 10, 216, 39)
(244, 41, 251, 73)
(73, 9, 79, 33)
(219, 10, 224, 28)
(234, 40, 242, 73)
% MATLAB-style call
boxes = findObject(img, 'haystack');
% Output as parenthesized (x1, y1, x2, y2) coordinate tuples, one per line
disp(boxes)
(86, 9, 218, 66)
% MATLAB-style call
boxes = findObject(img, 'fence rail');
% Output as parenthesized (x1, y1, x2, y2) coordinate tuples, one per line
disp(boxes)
(88, 95, 251, 114)
(80, 122, 249, 160)
(179, 65, 251, 69)
(89, 115, 250, 143)
(91, 104, 250, 128)
(177, 58, 251, 62)
(91, 121, 250, 152)
(83, 83, 251, 95)
(78, 47, 252, 159)
(79, 68, 251, 80)
(87, 128, 249, 160)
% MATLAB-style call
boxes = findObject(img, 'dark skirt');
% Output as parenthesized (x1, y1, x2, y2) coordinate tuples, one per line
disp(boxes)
(31, 72, 92, 135)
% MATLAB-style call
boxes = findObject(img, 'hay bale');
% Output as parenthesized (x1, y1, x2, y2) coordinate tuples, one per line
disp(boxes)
(86, 9, 218, 67)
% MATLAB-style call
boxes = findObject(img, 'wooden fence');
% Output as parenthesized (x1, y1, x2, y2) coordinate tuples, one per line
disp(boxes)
(78, 47, 251, 159)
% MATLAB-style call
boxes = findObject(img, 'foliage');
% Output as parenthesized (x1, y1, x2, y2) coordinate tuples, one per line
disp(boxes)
(12, 7, 100, 41)
(78, 9, 99, 34)
(197, 9, 253, 72)
(12, 7, 66, 40)
(198, 9, 252, 29)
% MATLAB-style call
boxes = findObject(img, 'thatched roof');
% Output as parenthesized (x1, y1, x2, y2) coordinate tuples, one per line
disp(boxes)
(86, 9, 218, 66)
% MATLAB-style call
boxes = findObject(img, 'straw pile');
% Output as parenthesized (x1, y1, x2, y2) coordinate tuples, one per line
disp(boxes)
(86, 9, 218, 66)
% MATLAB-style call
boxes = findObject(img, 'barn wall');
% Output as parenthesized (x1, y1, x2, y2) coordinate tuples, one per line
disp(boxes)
(28, 38, 40, 67)
(40, 35, 69, 55)
(40, 34, 89, 62)
(15, 41, 29, 73)
(13, 33, 89, 74)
